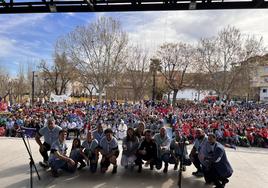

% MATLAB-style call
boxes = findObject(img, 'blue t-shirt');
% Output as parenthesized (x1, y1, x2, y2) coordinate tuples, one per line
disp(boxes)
(38, 125, 62, 145)
(49, 139, 68, 162)
(99, 137, 118, 155)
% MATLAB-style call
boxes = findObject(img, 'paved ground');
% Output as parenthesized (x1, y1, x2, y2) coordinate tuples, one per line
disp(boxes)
(0, 137, 268, 188)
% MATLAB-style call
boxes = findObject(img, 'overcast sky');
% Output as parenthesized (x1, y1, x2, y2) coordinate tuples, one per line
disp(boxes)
(1, 9, 268, 76)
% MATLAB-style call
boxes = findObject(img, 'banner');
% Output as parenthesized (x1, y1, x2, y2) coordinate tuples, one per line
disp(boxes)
(50, 93, 70, 103)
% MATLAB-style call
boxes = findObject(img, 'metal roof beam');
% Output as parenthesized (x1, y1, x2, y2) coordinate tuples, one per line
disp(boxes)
(0, 1, 268, 13)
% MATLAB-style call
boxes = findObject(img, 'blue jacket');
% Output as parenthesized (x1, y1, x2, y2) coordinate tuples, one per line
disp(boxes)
(208, 142, 233, 178)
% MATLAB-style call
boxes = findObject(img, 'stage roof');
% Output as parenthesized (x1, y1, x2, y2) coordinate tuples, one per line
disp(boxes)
(0, 0, 268, 14)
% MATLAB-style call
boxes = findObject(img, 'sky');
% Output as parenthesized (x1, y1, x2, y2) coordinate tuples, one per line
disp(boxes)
(1, 8, 268, 76)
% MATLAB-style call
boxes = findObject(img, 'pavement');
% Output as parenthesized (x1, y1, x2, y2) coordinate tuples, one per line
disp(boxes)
(0, 137, 268, 188)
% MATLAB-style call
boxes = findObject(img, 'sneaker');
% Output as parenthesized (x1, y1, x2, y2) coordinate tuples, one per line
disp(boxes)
(174, 163, 178, 171)
(101, 167, 107, 173)
(214, 185, 224, 188)
(193, 171, 204, 177)
(222, 179, 229, 186)
(51, 169, 59, 177)
(182, 166, 186, 171)
(205, 181, 213, 185)
(130, 165, 135, 170)
(78, 162, 86, 170)
(112, 165, 117, 174)
(150, 164, 154, 170)
(192, 171, 199, 175)
(138, 165, 142, 173)
(39, 161, 49, 168)
(163, 166, 168, 173)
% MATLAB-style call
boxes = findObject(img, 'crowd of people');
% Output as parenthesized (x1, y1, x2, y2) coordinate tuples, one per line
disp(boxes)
(2, 99, 266, 187)
(0, 100, 268, 148)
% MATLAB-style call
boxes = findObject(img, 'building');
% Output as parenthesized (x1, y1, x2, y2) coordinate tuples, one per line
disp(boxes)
(165, 88, 215, 102)
(251, 64, 268, 101)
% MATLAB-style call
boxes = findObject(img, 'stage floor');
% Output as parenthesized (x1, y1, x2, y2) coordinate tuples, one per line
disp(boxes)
(0, 137, 267, 188)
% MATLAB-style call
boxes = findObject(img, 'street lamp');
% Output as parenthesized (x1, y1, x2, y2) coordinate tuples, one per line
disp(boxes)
(152, 69, 156, 103)
(8, 80, 13, 106)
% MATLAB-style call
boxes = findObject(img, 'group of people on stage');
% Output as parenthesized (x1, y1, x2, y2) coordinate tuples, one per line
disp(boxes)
(35, 116, 233, 188)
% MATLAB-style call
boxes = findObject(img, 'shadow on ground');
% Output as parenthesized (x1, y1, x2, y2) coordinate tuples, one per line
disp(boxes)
(8, 166, 213, 188)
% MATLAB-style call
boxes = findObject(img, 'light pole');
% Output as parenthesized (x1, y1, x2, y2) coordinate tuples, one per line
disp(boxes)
(152, 69, 156, 102)
(32, 71, 35, 106)
(8, 80, 13, 106)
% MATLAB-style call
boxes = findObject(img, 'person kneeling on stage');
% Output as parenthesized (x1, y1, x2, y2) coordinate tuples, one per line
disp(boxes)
(80, 131, 99, 173)
(169, 132, 191, 171)
(121, 127, 140, 169)
(69, 138, 86, 170)
(35, 117, 62, 168)
(136, 129, 158, 173)
(99, 128, 119, 174)
(48, 129, 76, 177)
(189, 128, 208, 177)
(154, 127, 171, 173)
(204, 133, 233, 188)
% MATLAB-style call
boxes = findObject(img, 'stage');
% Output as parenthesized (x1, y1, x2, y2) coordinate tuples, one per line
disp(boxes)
(0, 137, 267, 188)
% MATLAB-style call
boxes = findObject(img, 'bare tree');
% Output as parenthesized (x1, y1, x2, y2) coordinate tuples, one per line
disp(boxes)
(196, 26, 265, 98)
(233, 54, 267, 100)
(126, 46, 150, 102)
(38, 52, 77, 95)
(0, 68, 11, 100)
(12, 65, 29, 103)
(76, 74, 96, 101)
(58, 16, 129, 101)
(156, 42, 195, 106)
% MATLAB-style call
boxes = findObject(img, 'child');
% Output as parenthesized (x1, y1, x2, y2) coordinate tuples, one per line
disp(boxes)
(70, 138, 87, 170)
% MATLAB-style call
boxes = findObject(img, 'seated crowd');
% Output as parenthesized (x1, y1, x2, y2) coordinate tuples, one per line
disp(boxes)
(0, 100, 268, 148)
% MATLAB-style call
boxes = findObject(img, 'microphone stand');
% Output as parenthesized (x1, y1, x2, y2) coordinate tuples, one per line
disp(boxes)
(20, 131, 41, 188)
(177, 136, 186, 188)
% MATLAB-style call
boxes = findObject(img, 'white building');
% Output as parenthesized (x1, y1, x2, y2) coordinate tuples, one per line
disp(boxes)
(166, 88, 214, 101)
(251, 64, 268, 102)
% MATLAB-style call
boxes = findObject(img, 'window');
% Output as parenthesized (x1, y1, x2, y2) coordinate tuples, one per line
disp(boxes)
(263, 89, 267, 93)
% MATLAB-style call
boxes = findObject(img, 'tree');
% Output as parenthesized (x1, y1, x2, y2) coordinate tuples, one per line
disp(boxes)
(126, 46, 151, 102)
(156, 42, 195, 106)
(233, 54, 268, 100)
(38, 52, 77, 95)
(196, 26, 265, 99)
(0, 68, 11, 101)
(233, 35, 266, 99)
(12, 65, 29, 103)
(58, 16, 129, 101)
(76, 75, 95, 101)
